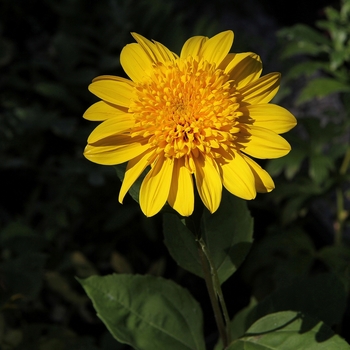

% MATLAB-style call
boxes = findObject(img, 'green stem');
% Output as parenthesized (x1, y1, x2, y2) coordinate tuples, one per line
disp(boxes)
(339, 147, 350, 176)
(197, 243, 228, 347)
(335, 147, 350, 245)
(197, 237, 231, 347)
(335, 187, 344, 245)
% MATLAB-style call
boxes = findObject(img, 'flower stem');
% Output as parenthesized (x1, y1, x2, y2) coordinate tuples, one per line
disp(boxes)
(335, 187, 345, 245)
(339, 147, 350, 176)
(335, 147, 350, 245)
(197, 237, 231, 348)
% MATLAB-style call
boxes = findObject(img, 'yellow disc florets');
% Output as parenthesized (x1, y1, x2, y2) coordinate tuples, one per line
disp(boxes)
(129, 57, 243, 162)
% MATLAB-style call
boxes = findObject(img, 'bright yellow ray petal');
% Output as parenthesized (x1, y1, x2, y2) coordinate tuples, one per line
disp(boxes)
(131, 33, 158, 62)
(84, 135, 149, 165)
(83, 101, 128, 121)
(120, 43, 153, 82)
(87, 117, 135, 143)
(153, 41, 178, 62)
(180, 35, 208, 59)
(200, 30, 234, 66)
(242, 125, 291, 159)
(119, 149, 155, 203)
(217, 151, 256, 200)
(242, 155, 275, 193)
(218, 53, 234, 70)
(167, 157, 194, 217)
(240, 72, 280, 105)
(140, 154, 174, 217)
(224, 53, 262, 89)
(131, 33, 176, 64)
(92, 75, 134, 84)
(245, 104, 297, 134)
(194, 154, 222, 213)
(88, 79, 134, 107)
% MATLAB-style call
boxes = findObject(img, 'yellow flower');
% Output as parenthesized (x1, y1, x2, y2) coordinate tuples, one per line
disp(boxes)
(83, 31, 296, 217)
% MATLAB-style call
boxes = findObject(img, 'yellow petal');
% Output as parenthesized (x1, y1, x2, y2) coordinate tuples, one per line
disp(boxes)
(87, 117, 135, 143)
(131, 33, 158, 62)
(194, 154, 222, 213)
(167, 157, 194, 216)
(180, 35, 208, 59)
(119, 149, 155, 203)
(140, 154, 174, 217)
(83, 101, 129, 121)
(92, 75, 134, 84)
(240, 72, 280, 105)
(224, 53, 262, 89)
(242, 125, 291, 159)
(131, 33, 176, 64)
(245, 104, 297, 134)
(88, 79, 134, 107)
(200, 30, 234, 66)
(217, 151, 256, 200)
(84, 135, 149, 165)
(242, 155, 275, 193)
(153, 40, 178, 62)
(120, 43, 153, 82)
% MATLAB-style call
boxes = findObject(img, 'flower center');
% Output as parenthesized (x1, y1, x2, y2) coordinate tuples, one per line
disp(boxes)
(129, 57, 243, 166)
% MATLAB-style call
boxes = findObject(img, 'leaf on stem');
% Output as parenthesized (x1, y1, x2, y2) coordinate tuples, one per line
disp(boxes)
(79, 274, 206, 350)
(201, 189, 254, 284)
(226, 311, 350, 350)
(163, 212, 203, 278)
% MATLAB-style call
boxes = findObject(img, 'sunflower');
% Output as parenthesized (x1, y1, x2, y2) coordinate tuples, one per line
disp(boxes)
(83, 30, 296, 217)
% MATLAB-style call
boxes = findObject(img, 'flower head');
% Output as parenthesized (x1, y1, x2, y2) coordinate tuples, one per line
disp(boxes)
(84, 31, 296, 217)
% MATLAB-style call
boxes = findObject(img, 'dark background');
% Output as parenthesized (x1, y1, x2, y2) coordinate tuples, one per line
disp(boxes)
(0, 0, 345, 349)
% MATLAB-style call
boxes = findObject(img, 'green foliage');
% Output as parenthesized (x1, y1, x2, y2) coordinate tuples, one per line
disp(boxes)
(79, 274, 206, 350)
(267, 0, 350, 228)
(227, 311, 350, 350)
(200, 192, 254, 284)
(163, 212, 203, 278)
(277, 0, 350, 120)
(163, 190, 254, 284)
(297, 77, 350, 104)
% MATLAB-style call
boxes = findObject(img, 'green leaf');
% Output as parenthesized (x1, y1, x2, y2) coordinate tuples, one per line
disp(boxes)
(201, 189, 254, 284)
(163, 212, 203, 278)
(227, 311, 350, 350)
(79, 274, 206, 350)
(285, 61, 329, 81)
(297, 77, 350, 104)
(281, 41, 326, 59)
(330, 50, 350, 71)
(278, 24, 330, 59)
(163, 190, 253, 284)
(279, 24, 330, 46)
(266, 145, 306, 180)
(341, 0, 350, 20)
(309, 154, 334, 184)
